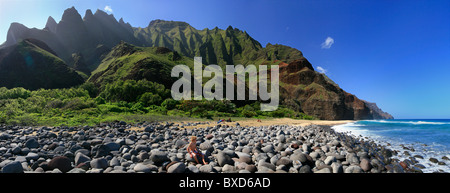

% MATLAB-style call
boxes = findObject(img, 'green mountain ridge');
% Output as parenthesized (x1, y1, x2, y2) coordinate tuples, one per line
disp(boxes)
(0, 6, 393, 120)
(0, 38, 84, 90)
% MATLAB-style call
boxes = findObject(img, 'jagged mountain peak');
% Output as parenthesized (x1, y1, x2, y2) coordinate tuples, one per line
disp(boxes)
(94, 9, 116, 21)
(45, 16, 57, 33)
(60, 6, 83, 23)
(83, 9, 94, 20)
(4, 22, 29, 46)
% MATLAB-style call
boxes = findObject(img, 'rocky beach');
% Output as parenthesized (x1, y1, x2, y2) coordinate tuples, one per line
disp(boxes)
(0, 120, 426, 173)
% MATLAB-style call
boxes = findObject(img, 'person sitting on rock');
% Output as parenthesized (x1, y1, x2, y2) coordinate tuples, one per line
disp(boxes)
(187, 136, 208, 165)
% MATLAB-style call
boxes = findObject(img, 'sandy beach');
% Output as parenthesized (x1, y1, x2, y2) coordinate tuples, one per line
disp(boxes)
(172, 118, 354, 130)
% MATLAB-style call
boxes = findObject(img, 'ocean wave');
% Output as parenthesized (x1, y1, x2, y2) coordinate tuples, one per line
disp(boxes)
(412, 121, 448, 125)
(332, 121, 450, 172)
(332, 123, 371, 137)
(363, 120, 449, 125)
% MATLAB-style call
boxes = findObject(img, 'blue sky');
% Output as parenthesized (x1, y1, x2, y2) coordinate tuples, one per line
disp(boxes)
(0, 0, 449, 119)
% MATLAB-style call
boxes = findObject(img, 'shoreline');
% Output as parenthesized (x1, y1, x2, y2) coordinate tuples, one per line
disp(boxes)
(332, 121, 450, 173)
(0, 120, 424, 173)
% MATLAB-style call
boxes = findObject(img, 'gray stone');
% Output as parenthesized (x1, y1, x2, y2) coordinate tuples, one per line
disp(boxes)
(2, 161, 23, 173)
(258, 161, 276, 171)
(68, 168, 86, 173)
(256, 167, 274, 173)
(25, 152, 39, 161)
(290, 153, 308, 163)
(199, 142, 214, 152)
(90, 158, 108, 169)
(276, 157, 292, 166)
(135, 144, 150, 152)
(187, 165, 199, 173)
(345, 165, 363, 173)
(331, 162, 343, 173)
(199, 164, 214, 173)
(309, 152, 320, 160)
(51, 168, 63, 173)
(25, 138, 39, 149)
(93, 144, 110, 157)
(122, 152, 132, 160)
(150, 151, 170, 165)
(109, 157, 120, 167)
(302, 144, 311, 153)
(261, 145, 274, 153)
(75, 148, 90, 156)
(360, 159, 372, 172)
(137, 152, 150, 161)
(245, 165, 257, 173)
(222, 164, 236, 173)
(12, 146, 21, 154)
(75, 152, 91, 166)
(144, 126, 154, 132)
(299, 165, 312, 173)
(277, 134, 286, 143)
(429, 157, 439, 163)
(346, 153, 359, 164)
(53, 146, 65, 153)
(216, 152, 233, 167)
(324, 156, 336, 165)
(167, 162, 186, 173)
(270, 154, 280, 165)
(125, 138, 135, 145)
(105, 142, 120, 151)
(235, 152, 251, 159)
(315, 167, 332, 173)
(0, 160, 12, 168)
(134, 163, 151, 173)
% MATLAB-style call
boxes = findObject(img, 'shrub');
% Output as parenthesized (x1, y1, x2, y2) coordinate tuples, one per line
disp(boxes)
(0, 87, 31, 99)
(241, 109, 257, 117)
(161, 98, 180, 110)
(139, 92, 162, 106)
(79, 82, 99, 98)
(100, 79, 170, 102)
(94, 96, 106, 104)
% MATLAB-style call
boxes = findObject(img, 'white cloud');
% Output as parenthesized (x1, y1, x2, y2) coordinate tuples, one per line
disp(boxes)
(316, 66, 327, 74)
(321, 37, 334, 49)
(104, 5, 113, 13)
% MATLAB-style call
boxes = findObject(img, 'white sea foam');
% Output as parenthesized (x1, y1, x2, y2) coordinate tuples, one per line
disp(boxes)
(364, 120, 449, 125)
(332, 121, 450, 173)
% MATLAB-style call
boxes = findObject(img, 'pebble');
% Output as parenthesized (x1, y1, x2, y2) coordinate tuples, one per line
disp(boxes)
(345, 165, 363, 173)
(90, 158, 108, 170)
(0, 122, 422, 173)
(134, 163, 151, 173)
(360, 159, 372, 172)
(199, 164, 214, 173)
(216, 152, 233, 167)
(2, 161, 23, 173)
(75, 152, 91, 166)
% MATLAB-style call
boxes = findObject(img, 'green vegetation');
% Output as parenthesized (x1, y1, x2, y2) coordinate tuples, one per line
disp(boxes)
(0, 80, 315, 126)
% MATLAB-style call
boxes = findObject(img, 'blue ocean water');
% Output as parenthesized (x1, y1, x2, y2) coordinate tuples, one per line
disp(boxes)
(332, 119, 450, 173)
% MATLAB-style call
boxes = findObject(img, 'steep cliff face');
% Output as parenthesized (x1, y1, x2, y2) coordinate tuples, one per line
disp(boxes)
(279, 58, 392, 120)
